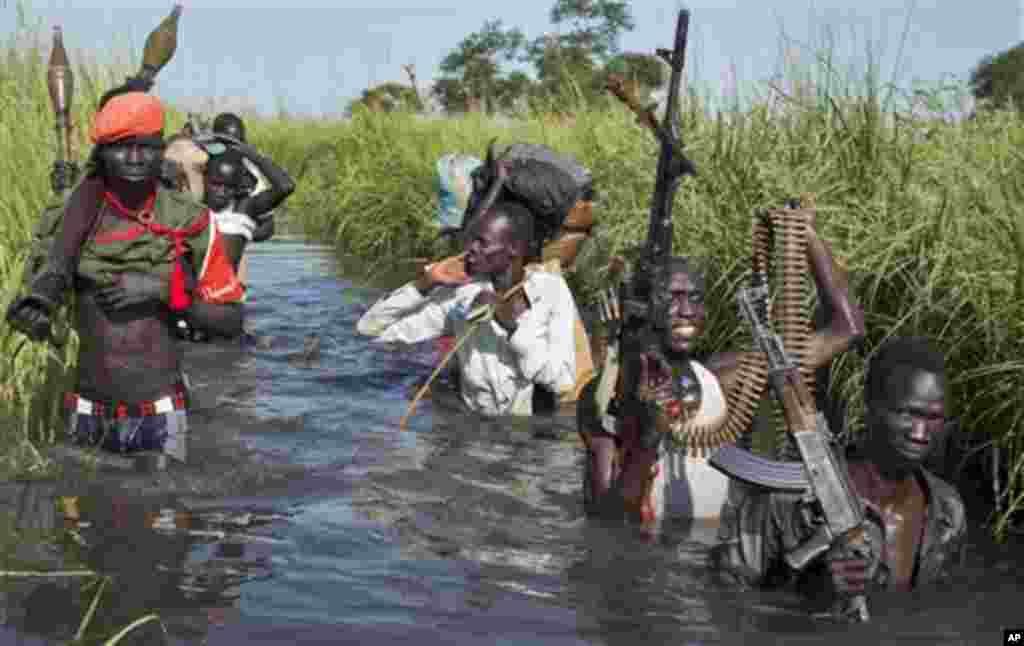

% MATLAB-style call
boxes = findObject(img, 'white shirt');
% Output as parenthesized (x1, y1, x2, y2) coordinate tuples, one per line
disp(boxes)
(212, 205, 257, 241)
(357, 270, 578, 416)
(242, 158, 275, 220)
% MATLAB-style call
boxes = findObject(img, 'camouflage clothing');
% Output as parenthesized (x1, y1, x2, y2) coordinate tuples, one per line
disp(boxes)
(710, 463, 966, 611)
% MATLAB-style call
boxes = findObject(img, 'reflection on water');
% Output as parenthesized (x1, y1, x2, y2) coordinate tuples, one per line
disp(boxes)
(0, 240, 1021, 645)
(0, 480, 288, 645)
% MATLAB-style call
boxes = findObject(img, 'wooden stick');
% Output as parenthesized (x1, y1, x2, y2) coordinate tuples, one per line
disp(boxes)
(399, 281, 526, 430)
(0, 569, 96, 578)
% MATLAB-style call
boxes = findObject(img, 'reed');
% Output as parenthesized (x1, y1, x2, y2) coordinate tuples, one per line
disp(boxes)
(263, 56, 1024, 539)
(2, 12, 1022, 539)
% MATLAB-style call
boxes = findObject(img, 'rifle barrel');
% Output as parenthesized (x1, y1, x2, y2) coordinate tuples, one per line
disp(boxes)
(661, 10, 690, 138)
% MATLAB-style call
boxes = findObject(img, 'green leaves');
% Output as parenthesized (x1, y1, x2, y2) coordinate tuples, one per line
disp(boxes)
(970, 44, 1024, 111)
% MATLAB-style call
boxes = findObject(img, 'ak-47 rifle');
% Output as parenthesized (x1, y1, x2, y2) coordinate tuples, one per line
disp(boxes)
(711, 283, 870, 622)
(594, 10, 697, 421)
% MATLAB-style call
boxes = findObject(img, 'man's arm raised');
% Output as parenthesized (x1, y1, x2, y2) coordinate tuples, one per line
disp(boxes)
(705, 220, 864, 393)
(356, 263, 463, 343)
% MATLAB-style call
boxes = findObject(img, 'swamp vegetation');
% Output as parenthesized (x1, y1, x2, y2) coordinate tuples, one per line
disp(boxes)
(1, 15, 1023, 553)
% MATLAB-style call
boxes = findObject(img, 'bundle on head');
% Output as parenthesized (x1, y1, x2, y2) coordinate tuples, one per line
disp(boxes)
(466, 142, 595, 271)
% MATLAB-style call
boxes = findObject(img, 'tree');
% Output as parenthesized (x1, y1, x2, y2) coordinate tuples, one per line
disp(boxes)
(603, 51, 665, 102)
(605, 52, 664, 89)
(437, 20, 526, 113)
(969, 42, 1024, 110)
(526, 32, 599, 106)
(346, 82, 420, 115)
(525, 0, 636, 106)
(492, 71, 535, 112)
(549, 0, 635, 63)
(431, 78, 470, 114)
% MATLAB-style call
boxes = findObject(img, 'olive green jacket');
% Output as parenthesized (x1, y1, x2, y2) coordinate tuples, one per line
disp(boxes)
(24, 177, 212, 290)
(710, 465, 967, 605)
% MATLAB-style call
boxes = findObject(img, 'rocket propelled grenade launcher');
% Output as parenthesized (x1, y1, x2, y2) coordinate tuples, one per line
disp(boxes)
(47, 26, 74, 191)
(138, 4, 183, 84)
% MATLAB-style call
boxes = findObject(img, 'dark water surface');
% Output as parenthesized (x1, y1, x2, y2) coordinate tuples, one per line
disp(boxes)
(1, 239, 1021, 645)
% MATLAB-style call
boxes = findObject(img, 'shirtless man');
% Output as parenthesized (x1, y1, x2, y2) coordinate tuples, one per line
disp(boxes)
(357, 201, 580, 416)
(5, 92, 244, 461)
(577, 216, 864, 531)
(711, 336, 966, 618)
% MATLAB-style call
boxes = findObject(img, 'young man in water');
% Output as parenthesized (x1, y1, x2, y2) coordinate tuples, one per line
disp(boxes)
(357, 201, 580, 416)
(198, 135, 293, 272)
(208, 113, 284, 282)
(5, 92, 245, 461)
(710, 336, 966, 617)
(577, 214, 864, 529)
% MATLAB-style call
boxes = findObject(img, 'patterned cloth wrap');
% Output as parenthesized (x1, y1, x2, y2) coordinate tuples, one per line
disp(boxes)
(435, 153, 482, 231)
(65, 382, 190, 462)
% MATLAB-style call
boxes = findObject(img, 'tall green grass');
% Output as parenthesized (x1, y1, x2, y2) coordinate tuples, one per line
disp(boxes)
(265, 69, 1024, 539)
(3, 11, 1023, 539)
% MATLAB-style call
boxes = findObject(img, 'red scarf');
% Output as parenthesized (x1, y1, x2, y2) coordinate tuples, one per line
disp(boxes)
(102, 189, 210, 311)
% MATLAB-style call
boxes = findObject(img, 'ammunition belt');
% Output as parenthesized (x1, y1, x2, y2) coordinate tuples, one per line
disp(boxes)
(712, 199, 816, 458)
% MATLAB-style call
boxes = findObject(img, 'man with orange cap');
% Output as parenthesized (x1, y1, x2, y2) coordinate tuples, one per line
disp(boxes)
(6, 91, 245, 463)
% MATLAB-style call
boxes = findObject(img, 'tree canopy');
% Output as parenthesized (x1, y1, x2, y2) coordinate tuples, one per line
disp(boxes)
(970, 42, 1024, 110)
(347, 82, 420, 115)
(437, 19, 526, 113)
(361, 0, 647, 115)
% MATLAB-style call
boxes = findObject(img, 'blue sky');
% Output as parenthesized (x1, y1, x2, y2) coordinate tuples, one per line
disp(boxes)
(2, 0, 1020, 116)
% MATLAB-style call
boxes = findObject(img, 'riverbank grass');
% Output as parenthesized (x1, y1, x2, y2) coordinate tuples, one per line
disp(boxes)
(269, 81, 1024, 538)
(3, 16, 1023, 538)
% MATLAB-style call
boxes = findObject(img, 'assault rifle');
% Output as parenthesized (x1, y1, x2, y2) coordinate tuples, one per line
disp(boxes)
(594, 10, 697, 420)
(710, 284, 870, 622)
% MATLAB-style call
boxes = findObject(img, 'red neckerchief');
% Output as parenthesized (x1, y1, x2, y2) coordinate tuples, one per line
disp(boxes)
(102, 189, 210, 311)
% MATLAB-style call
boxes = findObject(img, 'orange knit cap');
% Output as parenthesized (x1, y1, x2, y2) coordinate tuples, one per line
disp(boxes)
(89, 92, 165, 144)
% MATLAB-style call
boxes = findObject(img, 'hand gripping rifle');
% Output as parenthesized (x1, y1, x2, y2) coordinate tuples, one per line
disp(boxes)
(710, 284, 870, 622)
(594, 10, 697, 421)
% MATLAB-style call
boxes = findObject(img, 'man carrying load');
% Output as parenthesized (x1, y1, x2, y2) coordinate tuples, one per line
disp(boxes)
(358, 200, 581, 417)
(418, 142, 598, 410)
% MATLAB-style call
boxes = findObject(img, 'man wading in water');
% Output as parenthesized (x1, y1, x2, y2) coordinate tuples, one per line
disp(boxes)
(197, 129, 291, 275)
(179, 126, 293, 342)
(577, 215, 864, 532)
(357, 201, 581, 416)
(162, 113, 293, 342)
(5, 92, 245, 462)
(711, 336, 966, 618)
(207, 113, 285, 279)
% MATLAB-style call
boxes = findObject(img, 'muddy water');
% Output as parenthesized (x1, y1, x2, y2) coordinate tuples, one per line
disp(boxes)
(0, 239, 1021, 645)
